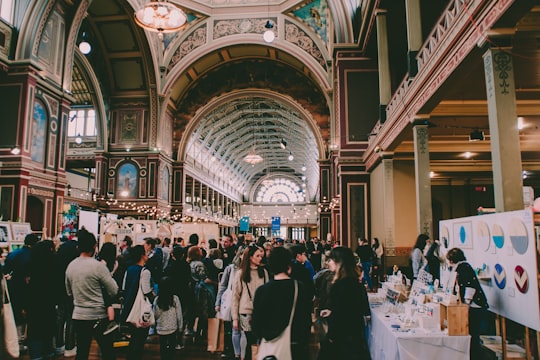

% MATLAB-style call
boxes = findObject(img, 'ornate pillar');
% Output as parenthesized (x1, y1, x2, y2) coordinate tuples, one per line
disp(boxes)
(376, 10, 391, 123)
(405, 0, 422, 76)
(381, 154, 396, 254)
(483, 47, 523, 211)
(413, 120, 433, 238)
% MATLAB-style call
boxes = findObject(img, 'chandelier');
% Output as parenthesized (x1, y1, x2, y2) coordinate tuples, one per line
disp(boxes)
(134, 1, 187, 34)
(243, 98, 263, 165)
(244, 149, 263, 165)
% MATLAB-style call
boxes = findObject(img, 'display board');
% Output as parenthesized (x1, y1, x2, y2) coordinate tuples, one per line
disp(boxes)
(171, 223, 219, 243)
(440, 209, 540, 331)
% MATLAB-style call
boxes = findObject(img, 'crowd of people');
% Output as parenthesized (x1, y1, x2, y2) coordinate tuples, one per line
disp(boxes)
(0, 228, 486, 360)
(0, 230, 378, 360)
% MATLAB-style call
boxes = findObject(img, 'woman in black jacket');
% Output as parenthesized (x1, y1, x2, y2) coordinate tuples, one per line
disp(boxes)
(446, 248, 489, 359)
(252, 247, 312, 360)
(318, 246, 371, 360)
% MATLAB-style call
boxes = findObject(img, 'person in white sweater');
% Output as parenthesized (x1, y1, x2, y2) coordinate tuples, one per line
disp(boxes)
(153, 276, 183, 360)
(231, 245, 268, 360)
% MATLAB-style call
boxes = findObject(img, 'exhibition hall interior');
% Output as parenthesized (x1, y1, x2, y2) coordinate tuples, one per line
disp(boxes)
(0, 0, 539, 359)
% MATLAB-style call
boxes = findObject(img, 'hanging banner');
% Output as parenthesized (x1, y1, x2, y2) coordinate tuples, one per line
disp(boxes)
(239, 216, 250, 232)
(271, 216, 281, 231)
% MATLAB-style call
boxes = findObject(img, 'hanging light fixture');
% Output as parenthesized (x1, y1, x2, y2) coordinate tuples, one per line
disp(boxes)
(263, 20, 275, 43)
(134, 1, 188, 35)
(263, 0, 275, 43)
(78, 32, 92, 55)
(244, 100, 263, 165)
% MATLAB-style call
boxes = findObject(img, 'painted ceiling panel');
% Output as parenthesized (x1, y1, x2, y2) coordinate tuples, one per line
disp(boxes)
(193, 52, 222, 73)
(97, 21, 139, 52)
(88, 0, 124, 16)
(112, 59, 145, 90)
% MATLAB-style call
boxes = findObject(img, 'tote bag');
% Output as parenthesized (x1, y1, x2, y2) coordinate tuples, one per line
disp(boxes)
(126, 270, 155, 328)
(219, 268, 235, 321)
(2, 278, 19, 358)
(207, 318, 225, 353)
(257, 280, 298, 360)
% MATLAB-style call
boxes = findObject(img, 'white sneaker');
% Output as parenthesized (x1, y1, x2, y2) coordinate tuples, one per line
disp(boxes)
(64, 347, 77, 357)
(55, 346, 65, 356)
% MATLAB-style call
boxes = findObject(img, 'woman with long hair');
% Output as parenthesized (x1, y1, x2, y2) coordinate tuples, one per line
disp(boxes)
(153, 276, 183, 360)
(318, 246, 370, 360)
(231, 244, 268, 360)
(411, 234, 428, 280)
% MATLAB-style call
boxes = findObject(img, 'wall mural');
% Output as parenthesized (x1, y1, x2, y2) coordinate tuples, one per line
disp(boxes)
(31, 100, 47, 163)
(117, 162, 138, 198)
(292, 0, 328, 44)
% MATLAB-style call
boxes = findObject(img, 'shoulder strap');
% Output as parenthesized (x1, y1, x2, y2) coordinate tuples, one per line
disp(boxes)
(287, 280, 298, 326)
(226, 267, 235, 291)
(245, 280, 253, 300)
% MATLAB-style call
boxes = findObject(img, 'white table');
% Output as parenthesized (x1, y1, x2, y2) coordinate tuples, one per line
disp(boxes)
(368, 307, 471, 360)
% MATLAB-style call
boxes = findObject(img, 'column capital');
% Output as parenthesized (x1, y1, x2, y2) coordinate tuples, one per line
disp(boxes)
(412, 116, 430, 127)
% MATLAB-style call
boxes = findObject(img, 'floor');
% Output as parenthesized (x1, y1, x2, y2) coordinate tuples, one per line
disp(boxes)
(20, 333, 320, 360)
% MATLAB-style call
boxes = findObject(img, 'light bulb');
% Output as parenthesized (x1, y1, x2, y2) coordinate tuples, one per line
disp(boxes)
(263, 29, 275, 43)
(79, 41, 91, 54)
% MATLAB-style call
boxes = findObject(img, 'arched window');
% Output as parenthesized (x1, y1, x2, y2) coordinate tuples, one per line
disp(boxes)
(255, 177, 305, 203)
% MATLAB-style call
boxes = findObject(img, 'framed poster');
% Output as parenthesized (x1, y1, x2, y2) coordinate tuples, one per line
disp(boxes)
(0, 221, 12, 243)
(11, 222, 32, 242)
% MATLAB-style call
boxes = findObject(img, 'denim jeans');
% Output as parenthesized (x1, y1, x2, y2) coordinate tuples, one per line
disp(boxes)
(28, 337, 54, 360)
(361, 261, 373, 290)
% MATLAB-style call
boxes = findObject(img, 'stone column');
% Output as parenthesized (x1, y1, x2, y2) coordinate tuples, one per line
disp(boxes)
(413, 121, 433, 238)
(483, 47, 523, 211)
(382, 154, 396, 255)
(405, 0, 422, 76)
(376, 10, 391, 123)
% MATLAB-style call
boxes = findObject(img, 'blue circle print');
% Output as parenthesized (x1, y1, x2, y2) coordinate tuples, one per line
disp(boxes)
(459, 226, 466, 244)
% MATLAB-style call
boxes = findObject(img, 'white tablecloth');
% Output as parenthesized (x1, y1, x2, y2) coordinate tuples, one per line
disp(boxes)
(368, 307, 470, 360)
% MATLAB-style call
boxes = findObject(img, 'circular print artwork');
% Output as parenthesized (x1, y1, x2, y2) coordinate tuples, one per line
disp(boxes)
(491, 223, 505, 249)
(493, 263, 506, 289)
(476, 221, 490, 252)
(509, 218, 528, 255)
(514, 265, 528, 294)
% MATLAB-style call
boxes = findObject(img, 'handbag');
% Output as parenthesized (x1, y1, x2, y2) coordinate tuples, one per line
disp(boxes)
(219, 268, 235, 321)
(257, 280, 298, 360)
(2, 278, 19, 358)
(126, 270, 155, 328)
